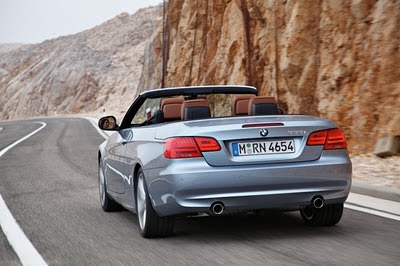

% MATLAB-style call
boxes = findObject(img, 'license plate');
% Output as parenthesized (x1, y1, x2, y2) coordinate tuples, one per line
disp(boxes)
(232, 140, 295, 156)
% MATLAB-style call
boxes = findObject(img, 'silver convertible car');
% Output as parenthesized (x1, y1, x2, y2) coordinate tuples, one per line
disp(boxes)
(97, 85, 352, 238)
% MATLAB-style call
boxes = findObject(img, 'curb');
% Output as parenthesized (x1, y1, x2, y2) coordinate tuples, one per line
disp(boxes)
(351, 181, 400, 203)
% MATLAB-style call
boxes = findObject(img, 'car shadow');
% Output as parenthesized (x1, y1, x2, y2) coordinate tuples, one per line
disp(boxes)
(123, 210, 348, 241)
(173, 212, 338, 239)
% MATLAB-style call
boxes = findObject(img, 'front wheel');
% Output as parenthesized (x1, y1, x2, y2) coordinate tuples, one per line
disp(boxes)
(98, 160, 122, 212)
(136, 168, 175, 238)
(300, 203, 344, 226)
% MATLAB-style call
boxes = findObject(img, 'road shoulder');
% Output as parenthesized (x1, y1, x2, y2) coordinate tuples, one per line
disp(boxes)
(351, 181, 400, 202)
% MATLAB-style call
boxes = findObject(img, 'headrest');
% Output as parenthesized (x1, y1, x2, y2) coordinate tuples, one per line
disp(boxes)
(161, 97, 184, 120)
(232, 94, 255, 116)
(181, 99, 211, 120)
(248, 96, 279, 115)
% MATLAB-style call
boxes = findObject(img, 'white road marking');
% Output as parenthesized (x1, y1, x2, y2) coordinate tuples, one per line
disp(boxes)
(347, 193, 400, 215)
(0, 122, 47, 266)
(0, 122, 46, 159)
(0, 127, 3, 132)
(345, 192, 400, 221)
(345, 204, 400, 221)
(83, 117, 111, 139)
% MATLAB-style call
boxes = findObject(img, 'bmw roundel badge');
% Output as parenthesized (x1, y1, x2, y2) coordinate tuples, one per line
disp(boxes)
(260, 128, 268, 137)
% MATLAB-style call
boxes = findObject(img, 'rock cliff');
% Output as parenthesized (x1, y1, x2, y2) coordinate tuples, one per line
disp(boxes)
(139, 0, 400, 153)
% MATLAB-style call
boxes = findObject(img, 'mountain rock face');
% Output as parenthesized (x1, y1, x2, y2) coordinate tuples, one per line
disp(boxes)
(1, 1, 399, 154)
(0, 6, 161, 119)
(139, 0, 400, 153)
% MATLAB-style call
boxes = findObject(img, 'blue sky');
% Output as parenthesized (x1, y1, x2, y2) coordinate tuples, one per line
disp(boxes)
(0, 0, 162, 44)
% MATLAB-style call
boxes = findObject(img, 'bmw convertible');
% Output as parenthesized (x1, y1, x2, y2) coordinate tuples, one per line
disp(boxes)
(97, 85, 352, 238)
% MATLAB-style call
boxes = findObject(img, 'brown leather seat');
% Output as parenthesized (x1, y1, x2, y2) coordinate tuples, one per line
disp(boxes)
(231, 94, 255, 116)
(181, 99, 211, 120)
(161, 97, 184, 121)
(248, 96, 279, 115)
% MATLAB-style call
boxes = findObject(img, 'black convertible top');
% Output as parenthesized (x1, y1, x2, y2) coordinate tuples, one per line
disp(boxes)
(140, 85, 258, 98)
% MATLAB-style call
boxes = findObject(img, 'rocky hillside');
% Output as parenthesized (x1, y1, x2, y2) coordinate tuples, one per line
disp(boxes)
(139, 0, 400, 153)
(0, 6, 161, 119)
(0, 43, 26, 53)
(1, 1, 399, 154)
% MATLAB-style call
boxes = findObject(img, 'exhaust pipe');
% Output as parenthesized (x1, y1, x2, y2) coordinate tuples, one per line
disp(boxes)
(312, 196, 324, 209)
(210, 202, 225, 215)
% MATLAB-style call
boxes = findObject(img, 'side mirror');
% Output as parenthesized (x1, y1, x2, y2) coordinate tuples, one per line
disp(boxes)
(98, 116, 119, 131)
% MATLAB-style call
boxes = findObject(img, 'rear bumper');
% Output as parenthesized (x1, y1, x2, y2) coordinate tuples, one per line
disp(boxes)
(144, 150, 352, 216)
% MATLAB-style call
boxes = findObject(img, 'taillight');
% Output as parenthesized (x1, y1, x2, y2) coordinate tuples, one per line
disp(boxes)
(307, 130, 327, 146)
(307, 128, 347, 150)
(324, 128, 347, 150)
(164, 137, 221, 159)
(194, 137, 221, 152)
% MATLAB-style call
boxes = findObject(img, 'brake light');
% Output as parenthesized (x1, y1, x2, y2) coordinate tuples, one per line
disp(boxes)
(242, 123, 284, 128)
(307, 128, 347, 150)
(164, 137, 221, 158)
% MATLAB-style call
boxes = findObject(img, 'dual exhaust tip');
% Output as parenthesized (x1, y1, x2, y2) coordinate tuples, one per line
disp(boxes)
(210, 202, 225, 215)
(210, 197, 324, 215)
(312, 196, 324, 209)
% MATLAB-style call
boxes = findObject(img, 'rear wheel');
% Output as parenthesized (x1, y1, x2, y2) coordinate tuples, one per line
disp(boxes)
(98, 160, 122, 212)
(136, 168, 175, 238)
(300, 203, 343, 226)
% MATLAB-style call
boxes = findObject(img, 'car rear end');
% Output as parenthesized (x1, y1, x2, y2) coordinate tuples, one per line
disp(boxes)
(146, 115, 352, 217)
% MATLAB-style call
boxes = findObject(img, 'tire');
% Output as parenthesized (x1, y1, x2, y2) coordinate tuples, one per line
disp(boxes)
(300, 203, 343, 226)
(135, 168, 175, 238)
(98, 160, 122, 212)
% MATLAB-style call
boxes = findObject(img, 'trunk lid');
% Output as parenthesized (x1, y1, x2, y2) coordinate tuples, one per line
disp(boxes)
(155, 115, 336, 166)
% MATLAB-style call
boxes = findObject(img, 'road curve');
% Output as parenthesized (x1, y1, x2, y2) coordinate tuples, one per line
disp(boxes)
(0, 117, 399, 265)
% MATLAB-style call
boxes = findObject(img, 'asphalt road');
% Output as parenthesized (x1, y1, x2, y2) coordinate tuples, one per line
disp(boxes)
(0, 117, 399, 265)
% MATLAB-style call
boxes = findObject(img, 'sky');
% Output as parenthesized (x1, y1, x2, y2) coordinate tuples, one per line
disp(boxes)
(0, 0, 163, 44)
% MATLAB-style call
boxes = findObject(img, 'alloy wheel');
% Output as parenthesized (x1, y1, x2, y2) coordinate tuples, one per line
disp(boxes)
(98, 165, 106, 206)
(137, 173, 147, 230)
